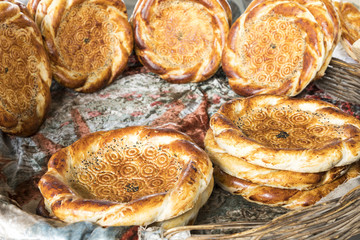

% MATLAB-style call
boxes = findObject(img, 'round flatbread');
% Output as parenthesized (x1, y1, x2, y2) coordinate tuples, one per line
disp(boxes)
(222, 0, 325, 96)
(205, 129, 349, 190)
(28, 0, 133, 92)
(214, 162, 360, 209)
(335, 1, 360, 62)
(210, 95, 360, 173)
(0, 0, 51, 136)
(38, 126, 213, 226)
(246, 0, 340, 78)
(131, 0, 230, 83)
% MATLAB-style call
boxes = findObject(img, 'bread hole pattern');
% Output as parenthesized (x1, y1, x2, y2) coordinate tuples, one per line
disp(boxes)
(148, 0, 214, 68)
(237, 15, 305, 87)
(71, 139, 183, 203)
(0, 24, 38, 117)
(235, 107, 344, 149)
(56, 3, 116, 74)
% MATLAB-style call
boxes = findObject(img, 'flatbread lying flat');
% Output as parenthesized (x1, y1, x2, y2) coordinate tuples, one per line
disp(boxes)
(210, 95, 360, 173)
(27, 0, 133, 92)
(222, 0, 326, 96)
(0, 0, 51, 136)
(39, 126, 213, 226)
(205, 129, 349, 190)
(214, 162, 360, 209)
(131, 0, 230, 83)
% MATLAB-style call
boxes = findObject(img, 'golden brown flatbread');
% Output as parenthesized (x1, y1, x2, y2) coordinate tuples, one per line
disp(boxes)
(222, 0, 326, 96)
(131, 0, 230, 83)
(335, 1, 360, 62)
(205, 129, 349, 190)
(246, 0, 340, 78)
(0, 0, 51, 136)
(38, 126, 213, 226)
(214, 162, 360, 209)
(210, 95, 360, 173)
(27, 0, 133, 92)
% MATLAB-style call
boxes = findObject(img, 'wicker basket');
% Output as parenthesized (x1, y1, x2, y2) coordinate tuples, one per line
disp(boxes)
(315, 58, 360, 105)
(164, 184, 360, 239)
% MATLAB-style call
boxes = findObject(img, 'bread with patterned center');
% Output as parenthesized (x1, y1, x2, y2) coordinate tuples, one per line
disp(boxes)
(0, 0, 51, 136)
(246, 0, 340, 78)
(222, 0, 326, 96)
(214, 163, 360, 209)
(205, 129, 349, 190)
(131, 0, 231, 83)
(27, 0, 133, 92)
(38, 126, 213, 226)
(209, 95, 360, 173)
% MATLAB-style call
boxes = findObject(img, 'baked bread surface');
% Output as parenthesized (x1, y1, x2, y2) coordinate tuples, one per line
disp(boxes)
(222, 0, 326, 96)
(28, 0, 133, 92)
(246, 0, 340, 78)
(39, 126, 213, 226)
(209, 95, 360, 173)
(132, 0, 230, 83)
(0, 0, 51, 136)
(335, 2, 360, 62)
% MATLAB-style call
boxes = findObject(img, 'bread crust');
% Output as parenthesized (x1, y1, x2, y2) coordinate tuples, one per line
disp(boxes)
(210, 95, 360, 173)
(39, 126, 213, 226)
(205, 129, 349, 190)
(246, 0, 340, 79)
(222, 0, 325, 96)
(335, 2, 360, 62)
(0, 0, 51, 136)
(154, 176, 214, 230)
(214, 162, 360, 209)
(28, 0, 133, 92)
(132, 0, 230, 83)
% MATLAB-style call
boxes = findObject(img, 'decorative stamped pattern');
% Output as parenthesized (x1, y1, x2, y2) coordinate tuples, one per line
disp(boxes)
(237, 15, 305, 88)
(148, 0, 214, 68)
(71, 140, 182, 203)
(56, 3, 115, 74)
(0, 23, 39, 118)
(236, 107, 343, 149)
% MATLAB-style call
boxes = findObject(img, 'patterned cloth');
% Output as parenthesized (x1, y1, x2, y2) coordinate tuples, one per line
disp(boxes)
(0, 55, 359, 239)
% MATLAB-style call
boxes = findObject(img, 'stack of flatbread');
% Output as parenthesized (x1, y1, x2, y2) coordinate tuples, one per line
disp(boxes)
(335, 1, 360, 63)
(131, 0, 231, 83)
(222, 0, 340, 96)
(206, 95, 360, 209)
